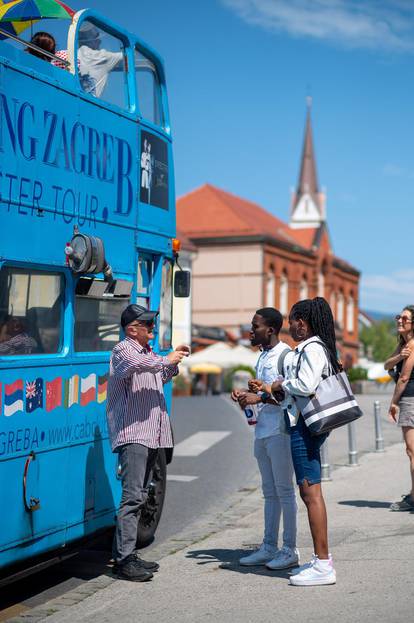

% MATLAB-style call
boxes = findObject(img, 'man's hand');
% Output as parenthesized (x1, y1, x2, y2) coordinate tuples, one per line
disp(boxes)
(167, 350, 186, 365)
(231, 389, 246, 402)
(238, 392, 261, 409)
(248, 379, 264, 393)
(175, 344, 191, 356)
(388, 403, 399, 423)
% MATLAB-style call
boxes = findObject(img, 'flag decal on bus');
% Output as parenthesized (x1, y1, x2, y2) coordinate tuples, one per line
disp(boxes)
(26, 379, 43, 413)
(97, 374, 108, 404)
(80, 374, 96, 406)
(46, 378, 62, 412)
(64, 375, 79, 408)
(4, 380, 24, 417)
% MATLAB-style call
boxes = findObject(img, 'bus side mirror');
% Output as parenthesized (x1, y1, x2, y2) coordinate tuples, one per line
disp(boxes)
(174, 270, 191, 298)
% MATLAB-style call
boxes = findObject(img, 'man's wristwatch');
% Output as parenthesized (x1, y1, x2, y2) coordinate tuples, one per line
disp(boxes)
(259, 391, 271, 404)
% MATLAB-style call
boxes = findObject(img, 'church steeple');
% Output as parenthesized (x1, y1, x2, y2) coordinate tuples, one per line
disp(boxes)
(290, 98, 326, 229)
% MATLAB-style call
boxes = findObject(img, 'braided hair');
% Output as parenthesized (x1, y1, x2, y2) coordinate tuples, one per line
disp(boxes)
(398, 305, 414, 347)
(290, 297, 340, 371)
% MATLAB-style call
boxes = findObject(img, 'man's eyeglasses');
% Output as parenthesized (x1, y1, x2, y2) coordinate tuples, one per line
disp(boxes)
(395, 315, 413, 324)
(129, 320, 155, 329)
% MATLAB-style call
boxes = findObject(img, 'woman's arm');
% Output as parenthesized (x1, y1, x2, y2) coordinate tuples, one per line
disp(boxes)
(389, 346, 414, 420)
(282, 348, 326, 397)
(384, 344, 403, 371)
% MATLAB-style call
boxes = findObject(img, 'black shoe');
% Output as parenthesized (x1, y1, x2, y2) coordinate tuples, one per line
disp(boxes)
(116, 555, 153, 582)
(390, 494, 414, 511)
(113, 553, 159, 575)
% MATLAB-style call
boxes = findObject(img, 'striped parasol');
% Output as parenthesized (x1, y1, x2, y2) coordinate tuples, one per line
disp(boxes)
(0, 0, 74, 40)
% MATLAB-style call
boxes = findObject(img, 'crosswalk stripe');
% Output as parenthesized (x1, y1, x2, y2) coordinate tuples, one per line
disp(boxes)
(167, 475, 198, 482)
(174, 431, 231, 457)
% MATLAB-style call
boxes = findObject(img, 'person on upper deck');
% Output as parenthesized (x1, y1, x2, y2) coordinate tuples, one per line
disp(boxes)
(26, 32, 56, 62)
(77, 22, 124, 97)
(0, 315, 37, 356)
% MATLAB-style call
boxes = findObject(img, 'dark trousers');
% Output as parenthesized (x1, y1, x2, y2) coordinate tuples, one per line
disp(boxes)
(114, 443, 158, 563)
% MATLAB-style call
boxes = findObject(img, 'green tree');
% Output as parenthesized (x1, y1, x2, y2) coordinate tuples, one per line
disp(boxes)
(360, 320, 396, 362)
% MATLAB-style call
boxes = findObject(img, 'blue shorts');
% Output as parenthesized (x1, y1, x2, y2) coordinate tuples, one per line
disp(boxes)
(288, 414, 328, 486)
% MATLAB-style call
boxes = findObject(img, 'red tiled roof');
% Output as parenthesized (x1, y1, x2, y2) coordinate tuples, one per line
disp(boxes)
(176, 228, 197, 252)
(285, 228, 318, 248)
(177, 184, 303, 247)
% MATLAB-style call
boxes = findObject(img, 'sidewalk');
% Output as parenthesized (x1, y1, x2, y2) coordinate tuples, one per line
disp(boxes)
(28, 441, 412, 623)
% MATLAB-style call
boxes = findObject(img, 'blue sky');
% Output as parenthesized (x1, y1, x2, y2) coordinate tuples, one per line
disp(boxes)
(37, 1, 414, 312)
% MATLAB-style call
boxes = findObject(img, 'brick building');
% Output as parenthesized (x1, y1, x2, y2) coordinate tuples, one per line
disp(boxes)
(177, 106, 360, 364)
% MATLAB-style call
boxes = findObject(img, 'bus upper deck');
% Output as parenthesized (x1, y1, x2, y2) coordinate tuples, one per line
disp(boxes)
(0, 9, 188, 574)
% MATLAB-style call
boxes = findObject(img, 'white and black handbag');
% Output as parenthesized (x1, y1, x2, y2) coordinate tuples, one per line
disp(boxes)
(293, 341, 363, 436)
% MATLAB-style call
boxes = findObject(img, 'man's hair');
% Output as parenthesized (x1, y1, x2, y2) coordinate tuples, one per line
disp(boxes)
(255, 307, 283, 334)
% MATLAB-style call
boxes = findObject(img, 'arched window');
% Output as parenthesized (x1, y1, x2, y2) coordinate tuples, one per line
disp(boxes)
(337, 292, 344, 328)
(299, 277, 308, 300)
(265, 269, 275, 307)
(347, 295, 354, 332)
(330, 291, 336, 318)
(318, 270, 325, 298)
(280, 272, 288, 315)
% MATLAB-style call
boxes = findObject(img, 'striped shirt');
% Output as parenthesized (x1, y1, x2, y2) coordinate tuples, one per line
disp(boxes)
(106, 336, 177, 452)
(0, 332, 37, 356)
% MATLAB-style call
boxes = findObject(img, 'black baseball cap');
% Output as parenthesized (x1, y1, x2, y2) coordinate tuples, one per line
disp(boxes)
(121, 304, 159, 328)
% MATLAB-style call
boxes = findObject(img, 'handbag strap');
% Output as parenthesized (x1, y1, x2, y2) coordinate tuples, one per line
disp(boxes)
(295, 340, 340, 378)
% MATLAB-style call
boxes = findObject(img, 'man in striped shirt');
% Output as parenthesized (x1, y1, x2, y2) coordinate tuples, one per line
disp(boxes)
(107, 304, 189, 582)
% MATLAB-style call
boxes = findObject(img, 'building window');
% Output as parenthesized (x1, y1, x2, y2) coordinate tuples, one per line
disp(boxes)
(265, 269, 275, 307)
(337, 292, 344, 328)
(318, 270, 325, 298)
(280, 272, 288, 316)
(347, 295, 354, 333)
(330, 291, 336, 317)
(299, 277, 308, 300)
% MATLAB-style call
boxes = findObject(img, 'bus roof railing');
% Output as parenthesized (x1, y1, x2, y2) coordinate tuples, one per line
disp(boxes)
(0, 27, 69, 67)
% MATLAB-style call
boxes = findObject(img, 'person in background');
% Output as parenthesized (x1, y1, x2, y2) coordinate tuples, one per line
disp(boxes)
(251, 297, 339, 586)
(0, 315, 37, 355)
(384, 305, 414, 511)
(231, 308, 298, 570)
(26, 31, 55, 62)
(107, 304, 189, 582)
(77, 22, 124, 97)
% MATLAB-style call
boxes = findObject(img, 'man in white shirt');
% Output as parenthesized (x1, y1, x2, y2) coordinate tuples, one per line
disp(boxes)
(232, 307, 298, 569)
(77, 23, 124, 97)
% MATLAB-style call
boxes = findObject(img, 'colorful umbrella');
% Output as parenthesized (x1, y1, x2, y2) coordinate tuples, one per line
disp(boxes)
(0, 0, 75, 39)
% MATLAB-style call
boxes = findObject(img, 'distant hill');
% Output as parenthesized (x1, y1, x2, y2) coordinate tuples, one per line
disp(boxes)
(363, 310, 394, 322)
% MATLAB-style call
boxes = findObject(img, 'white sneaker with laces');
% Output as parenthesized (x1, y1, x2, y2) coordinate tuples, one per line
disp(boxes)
(239, 543, 278, 566)
(289, 555, 336, 586)
(266, 546, 300, 570)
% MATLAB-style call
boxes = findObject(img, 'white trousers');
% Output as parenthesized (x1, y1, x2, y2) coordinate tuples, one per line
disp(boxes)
(254, 433, 297, 549)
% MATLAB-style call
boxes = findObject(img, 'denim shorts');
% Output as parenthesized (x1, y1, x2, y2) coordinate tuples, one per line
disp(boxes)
(288, 414, 328, 486)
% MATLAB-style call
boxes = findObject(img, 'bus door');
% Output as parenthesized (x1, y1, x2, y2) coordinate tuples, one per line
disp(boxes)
(0, 264, 70, 550)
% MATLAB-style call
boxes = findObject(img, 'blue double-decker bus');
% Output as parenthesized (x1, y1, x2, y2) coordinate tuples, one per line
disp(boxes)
(0, 8, 189, 579)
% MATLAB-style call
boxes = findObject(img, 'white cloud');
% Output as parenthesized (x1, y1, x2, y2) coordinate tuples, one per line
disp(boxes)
(360, 269, 414, 312)
(221, 0, 414, 52)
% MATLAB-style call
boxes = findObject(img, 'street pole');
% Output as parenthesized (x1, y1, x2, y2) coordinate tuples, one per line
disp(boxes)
(320, 438, 332, 481)
(374, 400, 385, 452)
(347, 421, 359, 466)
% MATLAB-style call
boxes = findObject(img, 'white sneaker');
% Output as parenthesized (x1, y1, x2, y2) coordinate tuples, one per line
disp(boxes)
(239, 543, 278, 566)
(266, 546, 300, 570)
(289, 555, 336, 586)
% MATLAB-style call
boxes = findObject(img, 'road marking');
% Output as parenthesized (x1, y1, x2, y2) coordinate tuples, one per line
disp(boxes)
(167, 474, 198, 482)
(174, 431, 231, 457)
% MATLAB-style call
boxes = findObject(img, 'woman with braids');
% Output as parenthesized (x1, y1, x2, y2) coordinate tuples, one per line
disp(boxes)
(384, 305, 414, 512)
(251, 297, 338, 586)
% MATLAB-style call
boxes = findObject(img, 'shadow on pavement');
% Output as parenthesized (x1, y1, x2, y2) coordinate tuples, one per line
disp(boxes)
(186, 548, 290, 578)
(338, 500, 391, 508)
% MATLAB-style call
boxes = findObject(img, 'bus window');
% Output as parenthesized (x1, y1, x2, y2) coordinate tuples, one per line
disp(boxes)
(159, 259, 173, 351)
(0, 267, 63, 356)
(74, 278, 126, 352)
(135, 48, 162, 126)
(77, 20, 128, 108)
(136, 257, 154, 309)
